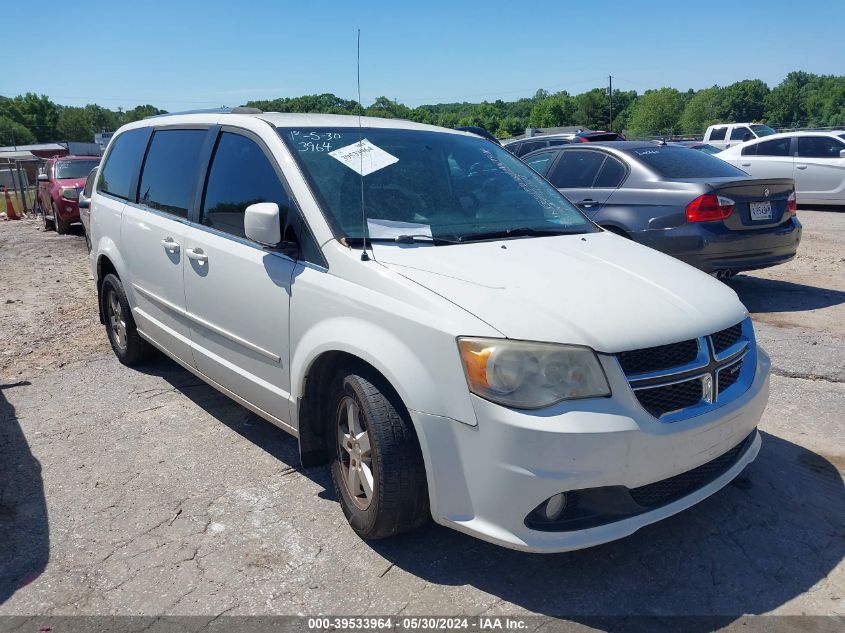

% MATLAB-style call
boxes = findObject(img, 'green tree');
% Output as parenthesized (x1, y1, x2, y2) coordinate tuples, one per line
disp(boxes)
(721, 79, 769, 122)
(528, 92, 575, 128)
(122, 104, 167, 123)
(57, 107, 94, 142)
(764, 71, 814, 126)
(679, 87, 724, 134)
(627, 88, 684, 136)
(0, 116, 36, 146)
(0, 93, 60, 142)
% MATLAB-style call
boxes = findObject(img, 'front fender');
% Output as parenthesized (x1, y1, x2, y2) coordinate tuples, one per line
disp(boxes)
(290, 316, 477, 428)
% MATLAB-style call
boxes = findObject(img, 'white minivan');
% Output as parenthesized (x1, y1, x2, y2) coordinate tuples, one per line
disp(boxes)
(89, 109, 770, 552)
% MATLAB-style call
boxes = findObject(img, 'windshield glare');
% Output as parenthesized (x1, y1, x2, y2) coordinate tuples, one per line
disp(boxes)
(750, 124, 776, 137)
(55, 160, 100, 180)
(280, 127, 595, 242)
(627, 146, 748, 179)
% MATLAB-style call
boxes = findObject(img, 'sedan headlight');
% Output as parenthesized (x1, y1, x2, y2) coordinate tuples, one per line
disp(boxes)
(457, 337, 610, 409)
(60, 187, 79, 200)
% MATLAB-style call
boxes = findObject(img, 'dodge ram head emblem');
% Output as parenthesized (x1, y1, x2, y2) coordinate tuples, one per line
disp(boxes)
(764, 187, 770, 197)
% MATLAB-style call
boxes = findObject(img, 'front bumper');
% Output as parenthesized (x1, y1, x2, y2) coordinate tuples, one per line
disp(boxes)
(413, 346, 770, 552)
(55, 198, 80, 222)
(641, 217, 801, 274)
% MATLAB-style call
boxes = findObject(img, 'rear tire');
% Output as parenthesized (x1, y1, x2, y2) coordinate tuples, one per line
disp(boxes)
(328, 369, 429, 539)
(101, 273, 153, 366)
(43, 201, 55, 231)
(53, 202, 70, 235)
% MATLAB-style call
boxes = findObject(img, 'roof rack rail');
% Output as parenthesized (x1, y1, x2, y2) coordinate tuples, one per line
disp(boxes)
(144, 106, 263, 119)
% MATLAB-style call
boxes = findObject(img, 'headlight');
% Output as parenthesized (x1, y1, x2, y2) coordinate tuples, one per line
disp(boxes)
(60, 187, 79, 200)
(457, 337, 610, 409)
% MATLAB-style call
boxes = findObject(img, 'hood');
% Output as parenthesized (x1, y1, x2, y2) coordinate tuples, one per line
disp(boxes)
(374, 232, 747, 353)
(55, 177, 86, 188)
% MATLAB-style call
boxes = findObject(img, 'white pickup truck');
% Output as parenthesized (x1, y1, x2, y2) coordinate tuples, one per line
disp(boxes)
(703, 123, 777, 150)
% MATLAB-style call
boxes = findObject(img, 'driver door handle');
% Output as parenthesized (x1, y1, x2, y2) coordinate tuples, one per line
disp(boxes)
(185, 247, 208, 264)
(796, 164, 808, 170)
(577, 199, 597, 208)
(161, 237, 180, 253)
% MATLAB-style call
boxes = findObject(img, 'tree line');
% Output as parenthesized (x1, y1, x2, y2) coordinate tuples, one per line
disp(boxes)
(2, 70, 843, 147)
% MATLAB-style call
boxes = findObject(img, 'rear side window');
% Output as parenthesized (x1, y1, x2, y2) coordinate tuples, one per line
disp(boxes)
(627, 146, 747, 178)
(97, 128, 149, 200)
(746, 137, 791, 157)
(730, 127, 752, 141)
(796, 136, 845, 158)
(524, 151, 556, 175)
(201, 132, 291, 239)
(709, 127, 727, 141)
(593, 155, 626, 188)
(547, 150, 605, 188)
(138, 129, 207, 218)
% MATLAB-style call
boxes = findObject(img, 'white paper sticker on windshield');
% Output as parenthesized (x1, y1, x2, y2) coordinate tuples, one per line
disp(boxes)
(367, 219, 432, 240)
(329, 139, 399, 176)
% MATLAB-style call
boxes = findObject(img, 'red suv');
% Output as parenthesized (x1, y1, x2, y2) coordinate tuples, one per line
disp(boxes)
(37, 156, 100, 234)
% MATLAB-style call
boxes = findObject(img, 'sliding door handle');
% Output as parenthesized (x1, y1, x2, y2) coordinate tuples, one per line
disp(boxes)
(185, 247, 208, 264)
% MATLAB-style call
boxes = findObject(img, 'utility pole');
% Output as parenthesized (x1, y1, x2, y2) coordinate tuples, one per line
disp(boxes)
(607, 75, 613, 132)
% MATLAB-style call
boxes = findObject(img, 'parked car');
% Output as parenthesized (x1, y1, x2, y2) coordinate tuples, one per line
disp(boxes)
(78, 166, 98, 251)
(572, 130, 626, 142)
(37, 156, 101, 234)
(523, 141, 801, 277)
(90, 111, 769, 553)
(703, 123, 776, 151)
(670, 140, 722, 155)
(717, 130, 845, 205)
(503, 134, 573, 157)
(505, 130, 627, 157)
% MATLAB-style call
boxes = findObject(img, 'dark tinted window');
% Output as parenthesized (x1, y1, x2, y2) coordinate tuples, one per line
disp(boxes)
(82, 168, 97, 197)
(55, 159, 99, 179)
(515, 140, 546, 156)
(593, 155, 626, 188)
(546, 139, 570, 147)
(796, 136, 845, 158)
(524, 151, 556, 175)
(748, 137, 791, 157)
(709, 127, 727, 141)
(201, 132, 290, 239)
(547, 150, 605, 188)
(138, 129, 207, 218)
(627, 146, 747, 178)
(730, 126, 752, 141)
(98, 128, 149, 200)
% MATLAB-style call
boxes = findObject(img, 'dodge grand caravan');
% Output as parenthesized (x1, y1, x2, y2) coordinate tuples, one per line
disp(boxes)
(89, 109, 770, 552)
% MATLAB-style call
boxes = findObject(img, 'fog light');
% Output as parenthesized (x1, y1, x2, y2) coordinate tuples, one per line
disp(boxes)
(65, 206, 72, 213)
(544, 493, 567, 520)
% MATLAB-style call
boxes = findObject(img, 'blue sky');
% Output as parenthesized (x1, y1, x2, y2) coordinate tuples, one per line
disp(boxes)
(5, 0, 845, 111)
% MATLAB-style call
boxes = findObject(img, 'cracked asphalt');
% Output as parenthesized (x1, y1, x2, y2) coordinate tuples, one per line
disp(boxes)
(0, 210, 843, 624)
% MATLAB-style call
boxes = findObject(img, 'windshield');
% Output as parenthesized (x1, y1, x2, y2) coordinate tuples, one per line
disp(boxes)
(626, 146, 747, 179)
(55, 159, 100, 180)
(280, 127, 595, 243)
(750, 124, 776, 137)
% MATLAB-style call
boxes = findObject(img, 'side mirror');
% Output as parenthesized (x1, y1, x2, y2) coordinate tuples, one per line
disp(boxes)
(840, 149, 845, 159)
(245, 202, 299, 257)
(37, 173, 49, 182)
(78, 195, 90, 209)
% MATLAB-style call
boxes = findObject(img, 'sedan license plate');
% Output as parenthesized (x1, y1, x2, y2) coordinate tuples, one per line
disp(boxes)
(749, 201, 772, 221)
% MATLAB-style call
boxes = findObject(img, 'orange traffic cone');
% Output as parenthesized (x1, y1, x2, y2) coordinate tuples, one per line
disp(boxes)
(3, 186, 19, 221)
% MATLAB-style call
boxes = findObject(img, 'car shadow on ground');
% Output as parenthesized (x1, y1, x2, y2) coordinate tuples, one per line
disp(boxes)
(144, 356, 843, 626)
(727, 275, 845, 313)
(0, 381, 49, 607)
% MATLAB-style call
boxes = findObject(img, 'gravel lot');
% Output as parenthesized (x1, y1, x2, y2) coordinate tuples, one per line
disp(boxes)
(1, 212, 843, 625)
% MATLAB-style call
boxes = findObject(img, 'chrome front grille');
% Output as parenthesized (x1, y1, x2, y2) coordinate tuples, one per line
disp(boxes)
(618, 318, 756, 422)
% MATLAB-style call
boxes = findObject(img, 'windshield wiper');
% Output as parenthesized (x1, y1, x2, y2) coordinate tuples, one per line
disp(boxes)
(457, 227, 584, 242)
(344, 234, 460, 246)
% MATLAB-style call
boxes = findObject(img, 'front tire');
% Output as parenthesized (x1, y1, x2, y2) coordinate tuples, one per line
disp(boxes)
(328, 370, 429, 539)
(43, 201, 55, 231)
(53, 202, 70, 235)
(101, 273, 153, 366)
